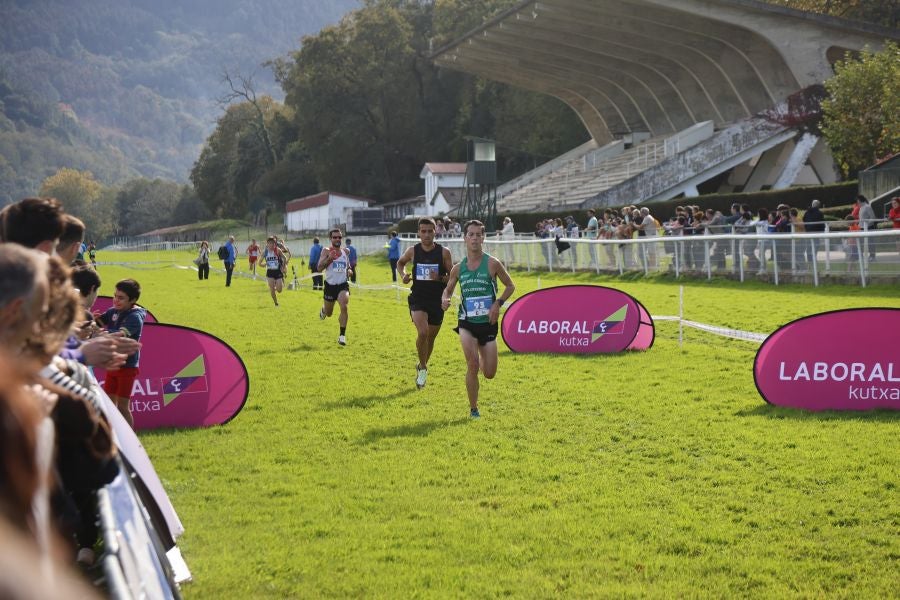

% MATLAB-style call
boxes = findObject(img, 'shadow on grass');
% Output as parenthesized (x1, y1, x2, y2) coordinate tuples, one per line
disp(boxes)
(255, 343, 314, 355)
(735, 404, 900, 421)
(319, 388, 415, 411)
(358, 418, 469, 445)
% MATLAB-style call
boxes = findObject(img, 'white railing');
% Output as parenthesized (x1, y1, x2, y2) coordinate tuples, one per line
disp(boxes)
(410, 228, 900, 288)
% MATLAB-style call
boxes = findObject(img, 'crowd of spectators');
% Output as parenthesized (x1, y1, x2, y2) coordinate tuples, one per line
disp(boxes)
(515, 194, 894, 272)
(1, 197, 144, 593)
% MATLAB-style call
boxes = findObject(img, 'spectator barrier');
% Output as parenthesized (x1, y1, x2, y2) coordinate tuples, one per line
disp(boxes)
(403, 227, 900, 288)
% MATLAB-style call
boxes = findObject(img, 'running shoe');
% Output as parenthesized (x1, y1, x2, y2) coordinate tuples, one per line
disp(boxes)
(319, 306, 326, 320)
(416, 365, 427, 389)
(470, 407, 480, 418)
(338, 335, 347, 346)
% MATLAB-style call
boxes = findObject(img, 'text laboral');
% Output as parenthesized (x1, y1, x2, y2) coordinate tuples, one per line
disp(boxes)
(778, 361, 900, 382)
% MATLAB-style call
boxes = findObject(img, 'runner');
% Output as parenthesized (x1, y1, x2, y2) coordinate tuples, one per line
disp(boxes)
(317, 228, 353, 346)
(261, 236, 286, 306)
(246, 239, 260, 277)
(397, 217, 453, 389)
(441, 220, 515, 418)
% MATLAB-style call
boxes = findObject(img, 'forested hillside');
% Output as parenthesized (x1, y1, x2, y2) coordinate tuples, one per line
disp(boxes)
(0, 0, 358, 203)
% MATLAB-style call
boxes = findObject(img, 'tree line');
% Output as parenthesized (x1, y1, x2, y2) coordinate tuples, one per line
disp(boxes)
(13, 0, 899, 239)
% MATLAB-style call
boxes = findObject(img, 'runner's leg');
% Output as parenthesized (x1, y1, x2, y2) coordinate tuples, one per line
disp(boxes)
(479, 340, 498, 379)
(459, 328, 481, 411)
(337, 289, 349, 329)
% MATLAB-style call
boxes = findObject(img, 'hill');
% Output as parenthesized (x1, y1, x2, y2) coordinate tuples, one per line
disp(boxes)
(0, 0, 358, 203)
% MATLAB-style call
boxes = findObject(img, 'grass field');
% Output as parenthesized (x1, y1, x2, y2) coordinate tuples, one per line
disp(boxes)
(97, 252, 899, 598)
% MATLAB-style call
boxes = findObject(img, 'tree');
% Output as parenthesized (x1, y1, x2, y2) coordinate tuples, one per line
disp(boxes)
(115, 178, 184, 235)
(766, 0, 899, 28)
(39, 167, 117, 237)
(821, 42, 900, 176)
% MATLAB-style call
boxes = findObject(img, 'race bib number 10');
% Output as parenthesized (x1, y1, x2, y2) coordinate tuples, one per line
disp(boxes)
(415, 263, 439, 281)
(464, 296, 493, 318)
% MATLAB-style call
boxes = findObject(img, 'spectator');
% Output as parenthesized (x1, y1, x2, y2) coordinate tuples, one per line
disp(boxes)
(0, 197, 65, 253)
(23, 257, 118, 566)
(856, 195, 877, 260)
(889, 197, 900, 255)
(0, 245, 49, 354)
(499, 217, 515, 265)
(801, 199, 825, 269)
(735, 208, 758, 271)
(706, 208, 727, 270)
(309, 237, 323, 290)
(196, 241, 210, 280)
(96, 279, 146, 428)
(789, 208, 806, 270)
(345, 238, 358, 283)
(70, 266, 102, 340)
(751, 207, 770, 272)
(387, 231, 401, 282)
(56, 215, 86, 265)
(639, 207, 659, 268)
(222, 236, 237, 286)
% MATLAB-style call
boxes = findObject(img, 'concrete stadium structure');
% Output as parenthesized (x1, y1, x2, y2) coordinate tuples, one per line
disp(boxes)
(432, 0, 899, 211)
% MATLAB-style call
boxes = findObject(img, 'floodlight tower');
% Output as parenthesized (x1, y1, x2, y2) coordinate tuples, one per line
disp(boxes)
(460, 137, 498, 231)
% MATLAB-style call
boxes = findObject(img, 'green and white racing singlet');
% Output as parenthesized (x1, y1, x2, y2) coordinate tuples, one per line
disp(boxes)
(457, 254, 496, 324)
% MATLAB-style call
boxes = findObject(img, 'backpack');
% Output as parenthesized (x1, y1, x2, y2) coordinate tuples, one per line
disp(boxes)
(217, 245, 229, 260)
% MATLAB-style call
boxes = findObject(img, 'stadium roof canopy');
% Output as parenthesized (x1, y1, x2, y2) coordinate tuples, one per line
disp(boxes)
(432, 0, 899, 145)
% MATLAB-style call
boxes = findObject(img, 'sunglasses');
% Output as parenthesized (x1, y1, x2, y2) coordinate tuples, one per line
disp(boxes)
(331, 236, 342, 239)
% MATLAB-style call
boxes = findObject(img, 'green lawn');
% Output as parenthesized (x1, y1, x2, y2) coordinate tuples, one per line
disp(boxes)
(97, 254, 900, 598)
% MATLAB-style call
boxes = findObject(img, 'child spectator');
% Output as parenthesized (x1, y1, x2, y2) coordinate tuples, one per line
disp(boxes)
(96, 279, 146, 428)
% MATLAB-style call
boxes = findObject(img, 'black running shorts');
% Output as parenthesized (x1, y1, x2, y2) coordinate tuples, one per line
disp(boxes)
(323, 281, 350, 302)
(454, 320, 498, 346)
(408, 296, 444, 326)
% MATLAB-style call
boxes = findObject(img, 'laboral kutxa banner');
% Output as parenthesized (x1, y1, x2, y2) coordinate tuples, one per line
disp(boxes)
(501, 285, 653, 354)
(754, 308, 900, 411)
(94, 323, 249, 429)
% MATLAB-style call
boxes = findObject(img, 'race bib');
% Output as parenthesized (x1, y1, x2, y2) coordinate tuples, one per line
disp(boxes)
(464, 295, 493, 318)
(415, 263, 440, 281)
(331, 262, 346, 273)
(266, 255, 280, 269)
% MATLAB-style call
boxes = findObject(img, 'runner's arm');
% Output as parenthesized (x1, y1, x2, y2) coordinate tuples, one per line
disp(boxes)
(441, 247, 453, 283)
(488, 257, 515, 324)
(396, 246, 415, 283)
(440, 264, 460, 311)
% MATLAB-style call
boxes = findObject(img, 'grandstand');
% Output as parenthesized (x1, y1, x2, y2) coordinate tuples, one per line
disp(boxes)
(433, 0, 899, 212)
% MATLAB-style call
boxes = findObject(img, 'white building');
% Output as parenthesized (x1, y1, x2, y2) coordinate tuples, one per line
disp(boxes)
(420, 163, 466, 216)
(285, 191, 373, 233)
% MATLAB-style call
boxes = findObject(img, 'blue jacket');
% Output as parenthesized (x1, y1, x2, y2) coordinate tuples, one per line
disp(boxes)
(224, 240, 237, 264)
(347, 245, 358, 265)
(309, 242, 322, 270)
(100, 306, 146, 368)
(387, 237, 400, 259)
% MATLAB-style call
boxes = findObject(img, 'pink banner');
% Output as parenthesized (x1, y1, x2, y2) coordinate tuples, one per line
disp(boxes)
(501, 285, 650, 354)
(92, 295, 158, 323)
(754, 308, 900, 411)
(94, 323, 249, 429)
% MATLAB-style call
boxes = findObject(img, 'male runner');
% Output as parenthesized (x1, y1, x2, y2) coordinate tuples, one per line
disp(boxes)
(397, 217, 453, 389)
(246, 239, 260, 276)
(441, 220, 515, 418)
(261, 236, 286, 306)
(317, 228, 353, 346)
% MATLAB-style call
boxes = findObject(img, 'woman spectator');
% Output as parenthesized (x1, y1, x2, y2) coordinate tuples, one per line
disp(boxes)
(22, 257, 119, 567)
(196, 241, 210, 280)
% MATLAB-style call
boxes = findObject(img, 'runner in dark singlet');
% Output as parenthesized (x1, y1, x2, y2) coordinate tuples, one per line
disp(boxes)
(397, 217, 453, 389)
